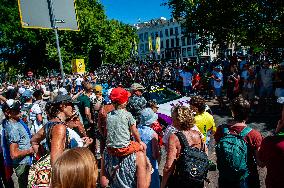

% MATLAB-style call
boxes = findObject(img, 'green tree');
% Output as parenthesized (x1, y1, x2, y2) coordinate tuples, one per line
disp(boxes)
(0, 0, 137, 76)
(166, 0, 283, 52)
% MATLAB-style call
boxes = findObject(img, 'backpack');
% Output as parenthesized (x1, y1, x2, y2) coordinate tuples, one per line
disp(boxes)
(169, 131, 210, 186)
(21, 103, 33, 129)
(216, 126, 252, 181)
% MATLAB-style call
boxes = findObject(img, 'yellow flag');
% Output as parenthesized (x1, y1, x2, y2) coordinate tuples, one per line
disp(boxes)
(148, 36, 153, 51)
(71, 59, 85, 73)
(156, 36, 160, 55)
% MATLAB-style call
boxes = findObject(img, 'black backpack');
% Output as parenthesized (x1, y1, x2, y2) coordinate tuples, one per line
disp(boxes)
(170, 131, 210, 186)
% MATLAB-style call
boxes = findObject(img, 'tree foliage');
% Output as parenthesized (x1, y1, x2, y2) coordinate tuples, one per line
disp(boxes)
(166, 0, 283, 51)
(0, 0, 137, 75)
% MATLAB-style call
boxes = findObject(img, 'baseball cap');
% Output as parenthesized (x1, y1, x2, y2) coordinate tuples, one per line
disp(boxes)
(52, 95, 78, 104)
(22, 90, 33, 98)
(109, 87, 131, 105)
(131, 83, 145, 91)
(94, 85, 103, 93)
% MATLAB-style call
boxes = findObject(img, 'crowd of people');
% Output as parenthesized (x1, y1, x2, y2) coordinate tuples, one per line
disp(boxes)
(0, 55, 283, 188)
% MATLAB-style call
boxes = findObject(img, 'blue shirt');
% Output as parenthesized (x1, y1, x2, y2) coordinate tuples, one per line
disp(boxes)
(3, 119, 32, 166)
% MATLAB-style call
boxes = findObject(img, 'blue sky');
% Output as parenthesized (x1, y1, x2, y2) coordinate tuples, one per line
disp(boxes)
(100, 0, 172, 24)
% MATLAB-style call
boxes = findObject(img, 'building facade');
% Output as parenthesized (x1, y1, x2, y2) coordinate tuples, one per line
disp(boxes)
(135, 17, 218, 62)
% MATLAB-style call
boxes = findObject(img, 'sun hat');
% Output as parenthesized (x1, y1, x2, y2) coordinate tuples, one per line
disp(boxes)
(140, 108, 158, 126)
(109, 87, 131, 105)
(131, 83, 145, 91)
(42, 91, 51, 100)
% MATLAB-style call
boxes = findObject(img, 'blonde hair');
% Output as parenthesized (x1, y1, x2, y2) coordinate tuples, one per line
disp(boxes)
(171, 105, 195, 131)
(52, 147, 98, 188)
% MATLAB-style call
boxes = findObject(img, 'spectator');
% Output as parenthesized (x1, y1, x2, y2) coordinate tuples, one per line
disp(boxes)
(212, 65, 224, 108)
(179, 66, 193, 96)
(75, 75, 84, 93)
(138, 108, 160, 188)
(214, 96, 263, 188)
(97, 88, 115, 153)
(259, 61, 274, 98)
(161, 105, 205, 188)
(106, 87, 145, 157)
(30, 95, 90, 166)
(1, 99, 35, 188)
(127, 83, 147, 121)
(52, 147, 98, 188)
(190, 96, 216, 144)
(77, 83, 93, 135)
(258, 97, 284, 188)
(227, 65, 240, 100)
(100, 150, 152, 188)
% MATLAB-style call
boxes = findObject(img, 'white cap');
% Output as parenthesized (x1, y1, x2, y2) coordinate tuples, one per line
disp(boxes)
(18, 87, 26, 95)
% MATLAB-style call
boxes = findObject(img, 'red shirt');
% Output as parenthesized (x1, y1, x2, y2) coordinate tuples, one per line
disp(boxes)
(259, 135, 284, 188)
(214, 123, 263, 176)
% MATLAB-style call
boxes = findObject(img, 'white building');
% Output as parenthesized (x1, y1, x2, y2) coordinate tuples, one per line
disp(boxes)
(135, 17, 218, 62)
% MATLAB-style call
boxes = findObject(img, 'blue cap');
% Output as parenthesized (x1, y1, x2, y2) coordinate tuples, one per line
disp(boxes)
(22, 90, 33, 98)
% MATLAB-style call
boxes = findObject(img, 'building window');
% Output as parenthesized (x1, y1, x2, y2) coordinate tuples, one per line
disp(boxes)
(193, 46, 197, 56)
(145, 43, 149, 52)
(161, 40, 164, 49)
(181, 27, 186, 35)
(139, 33, 143, 42)
(176, 38, 180, 47)
(165, 29, 169, 37)
(160, 30, 163, 38)
(187, 47, 192, 56)
(144, 32, 148, 41)
(151, 32, 154, 40)
(187, 37, 191, 46)
(140, 44, 144, 53)
(170, 28, 174, 36)
(182, 48, 186, 57)
(171, 39, 175, 47)
(175, 27, 179, 35)
(181, 37, 186, 46)
(166, 39, 169, 48)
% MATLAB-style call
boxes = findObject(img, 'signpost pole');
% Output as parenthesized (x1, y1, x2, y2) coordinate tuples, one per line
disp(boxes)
(47, 0, 65, 86)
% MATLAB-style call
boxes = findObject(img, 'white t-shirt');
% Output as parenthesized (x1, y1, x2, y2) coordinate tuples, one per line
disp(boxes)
(180, 71, 193, 87)
(75, 77, 83, 86)
(30, 103, 42, 135)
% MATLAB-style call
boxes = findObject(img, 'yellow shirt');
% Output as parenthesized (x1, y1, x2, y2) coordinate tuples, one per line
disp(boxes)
(194, 112, 216, 141)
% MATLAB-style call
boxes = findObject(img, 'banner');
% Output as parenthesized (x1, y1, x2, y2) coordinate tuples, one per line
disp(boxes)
(156, 36, 161, 55)
(148, 36, 153, 51)
(71, 59, 85, 74)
